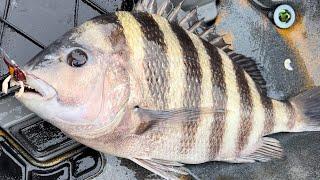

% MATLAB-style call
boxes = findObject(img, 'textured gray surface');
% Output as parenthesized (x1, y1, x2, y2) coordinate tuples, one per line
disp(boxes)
(214, 0, 320, 100)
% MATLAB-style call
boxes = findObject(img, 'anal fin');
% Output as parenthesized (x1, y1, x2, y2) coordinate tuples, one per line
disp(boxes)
(130, 158, 197, 180)
(239, 137, 284, 163)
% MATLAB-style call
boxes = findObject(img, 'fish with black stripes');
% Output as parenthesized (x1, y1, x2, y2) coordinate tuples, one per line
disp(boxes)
(1, 0, 320, 179)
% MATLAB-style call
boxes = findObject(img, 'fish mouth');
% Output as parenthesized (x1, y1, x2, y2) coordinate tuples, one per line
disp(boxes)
(14, 74, 57, 100)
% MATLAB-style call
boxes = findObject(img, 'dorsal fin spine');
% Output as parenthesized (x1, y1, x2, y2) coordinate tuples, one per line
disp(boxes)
(167, 0, 184, 22)
(188, 17, 205, 32)
(147, 0, 155, 9)
(200, 26, 215, 38)
(178, 7, 197, 26)
(147, 0, 156, 13)
(210, 36, 223, 45)
(157, 0, 171, 15)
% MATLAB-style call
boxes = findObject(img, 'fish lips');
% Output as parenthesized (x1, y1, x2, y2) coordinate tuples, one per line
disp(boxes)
(17, 73, 57, 101)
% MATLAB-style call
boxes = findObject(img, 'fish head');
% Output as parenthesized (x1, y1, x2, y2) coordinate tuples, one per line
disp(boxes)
(17, 15, 130, 137)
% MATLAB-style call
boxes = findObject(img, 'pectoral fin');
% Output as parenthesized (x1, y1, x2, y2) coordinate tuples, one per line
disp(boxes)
(131, 106, 225, 134)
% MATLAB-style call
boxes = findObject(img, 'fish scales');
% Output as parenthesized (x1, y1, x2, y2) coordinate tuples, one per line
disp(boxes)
(187, 28, 215, 161)
(272, 100, 292, 132)
(131, 12, 169, 110)
(242, 73, 266, 154)
(115, 11, 156, 109)
(201, 40, 227, 159)
(234, 62, 254, 154)
(150, 15, 186, 109)
(261, 95, 275, 134)
(150, 14, 187, 160)
(216, 49, 242, 159)
(286, 102, 296, 129)
(113, 12, 162, 157)
(130, 12, 179, 158)
(169, 22, 202, 154)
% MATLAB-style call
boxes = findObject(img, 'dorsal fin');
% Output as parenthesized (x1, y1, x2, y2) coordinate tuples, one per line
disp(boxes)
(229, 53, 267, 94)
(132, 0, 268, 95)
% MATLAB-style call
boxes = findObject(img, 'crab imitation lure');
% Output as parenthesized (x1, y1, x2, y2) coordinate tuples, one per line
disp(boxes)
(0, 48, 26, 97)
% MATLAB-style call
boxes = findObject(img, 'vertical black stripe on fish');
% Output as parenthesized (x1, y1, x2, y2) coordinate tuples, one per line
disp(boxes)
(261, 96, 275, 135)
(92, 13, 120, 24)
(93, 13, 129, 58)
(132, 12, 169, 110)
(170, 23, 202, 154)
(285, 101, 296, 129)
(202, 40, 227, 159)
(234, 65, 253, 154)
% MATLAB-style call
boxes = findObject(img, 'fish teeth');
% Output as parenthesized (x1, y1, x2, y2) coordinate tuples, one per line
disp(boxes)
(10, 80, 19, 87)
(15, 81, 24, 98)
(25, 84, 32, 89)
(0, 76, 28, 97)
(1, 75, 11, 94)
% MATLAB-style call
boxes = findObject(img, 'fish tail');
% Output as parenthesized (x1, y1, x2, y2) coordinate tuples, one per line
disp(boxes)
(291, 86, 320, 132)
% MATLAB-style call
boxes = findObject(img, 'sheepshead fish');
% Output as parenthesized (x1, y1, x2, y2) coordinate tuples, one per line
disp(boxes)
(2, 0, 320, 179)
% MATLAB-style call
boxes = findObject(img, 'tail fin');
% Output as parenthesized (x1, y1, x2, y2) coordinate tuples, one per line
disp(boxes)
(291, 87, 320, 131)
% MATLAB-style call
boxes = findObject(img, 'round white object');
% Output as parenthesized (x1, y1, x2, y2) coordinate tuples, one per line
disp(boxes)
(284, 58, 294, 71)
(273, 4, 296, 29)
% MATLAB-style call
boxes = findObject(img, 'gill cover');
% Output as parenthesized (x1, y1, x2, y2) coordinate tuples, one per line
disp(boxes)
(17, 14, 131, 138)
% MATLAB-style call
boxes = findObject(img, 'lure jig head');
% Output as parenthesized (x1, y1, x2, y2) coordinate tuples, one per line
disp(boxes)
(0, 48, 26, 97)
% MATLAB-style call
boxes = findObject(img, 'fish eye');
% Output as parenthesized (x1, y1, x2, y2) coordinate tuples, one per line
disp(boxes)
(67, 49, 88, 67)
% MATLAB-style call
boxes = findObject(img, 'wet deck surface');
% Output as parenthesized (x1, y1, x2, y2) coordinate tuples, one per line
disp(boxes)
(0, 0, 319, 179)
